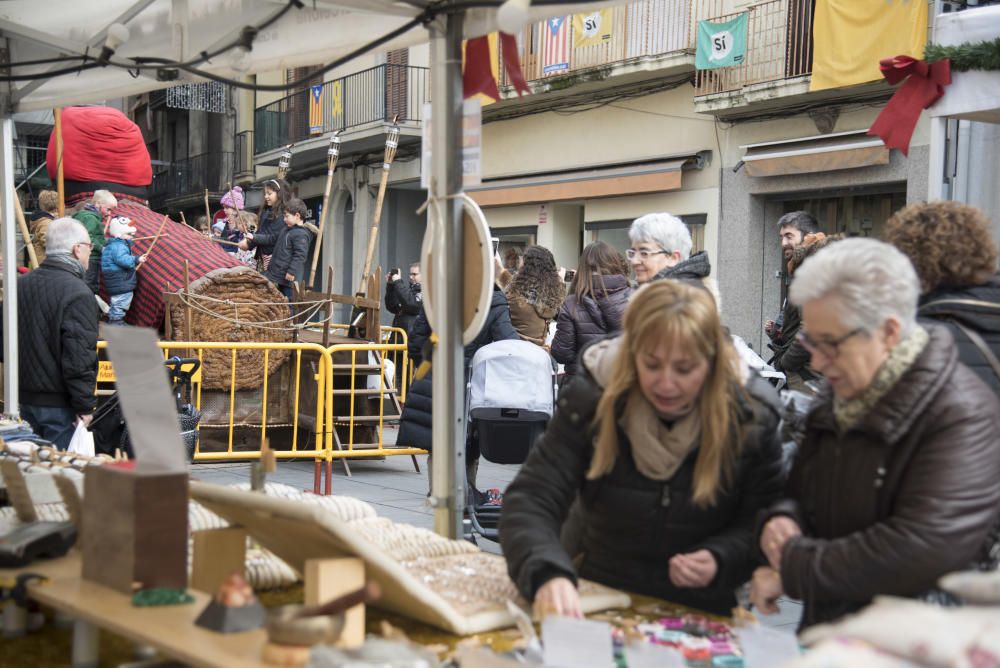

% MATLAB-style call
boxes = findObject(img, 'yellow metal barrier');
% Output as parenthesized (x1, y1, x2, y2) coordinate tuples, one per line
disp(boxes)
(96, 340, 336, 493)
(322, 341, 427, 473)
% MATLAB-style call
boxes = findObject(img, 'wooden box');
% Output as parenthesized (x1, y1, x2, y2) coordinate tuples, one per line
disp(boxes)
(81, 463, 189, 593)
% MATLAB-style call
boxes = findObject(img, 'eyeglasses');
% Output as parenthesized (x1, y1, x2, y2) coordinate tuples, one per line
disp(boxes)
(796, 327, 864, 359)
(74, 241, 93, 250)
(626, 248, 668, 261)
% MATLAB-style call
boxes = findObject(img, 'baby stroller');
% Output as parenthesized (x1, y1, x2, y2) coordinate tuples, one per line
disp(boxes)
(465, 340, 558, 542)
(91, 357, 202, 460)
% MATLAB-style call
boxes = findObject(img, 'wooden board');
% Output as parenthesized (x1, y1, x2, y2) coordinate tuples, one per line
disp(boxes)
(0, 553, 268, 668)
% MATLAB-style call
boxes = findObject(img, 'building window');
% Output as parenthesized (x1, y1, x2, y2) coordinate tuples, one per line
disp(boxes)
(585, 215, 707, 257)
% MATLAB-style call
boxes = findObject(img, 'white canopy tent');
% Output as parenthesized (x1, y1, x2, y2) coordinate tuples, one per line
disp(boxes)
(0, 0, 612, 537)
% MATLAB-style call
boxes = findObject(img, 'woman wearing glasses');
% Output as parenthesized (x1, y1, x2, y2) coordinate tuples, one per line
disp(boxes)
(501, 280, 784, 618)
(627, 213, 715, 297)
(752, 238, 1000, 628)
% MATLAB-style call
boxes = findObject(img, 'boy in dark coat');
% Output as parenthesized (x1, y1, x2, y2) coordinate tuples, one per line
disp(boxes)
(242, 197, 312, 300)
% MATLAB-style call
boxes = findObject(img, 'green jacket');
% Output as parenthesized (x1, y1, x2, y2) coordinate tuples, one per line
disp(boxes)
(72, 207, 105, 256)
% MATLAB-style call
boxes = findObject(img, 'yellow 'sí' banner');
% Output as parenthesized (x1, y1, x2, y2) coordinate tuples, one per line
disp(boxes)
(573, 9, 614, 48)
(810, 0, 928, 92)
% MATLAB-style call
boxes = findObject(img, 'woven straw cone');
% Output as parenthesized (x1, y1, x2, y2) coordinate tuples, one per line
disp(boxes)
(168, 267, 293, 390)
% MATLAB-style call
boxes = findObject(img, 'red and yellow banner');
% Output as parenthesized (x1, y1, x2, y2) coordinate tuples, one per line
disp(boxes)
(810, 0, 928, 92)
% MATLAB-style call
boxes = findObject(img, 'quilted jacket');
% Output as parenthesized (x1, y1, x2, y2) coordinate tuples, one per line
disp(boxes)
(101, 237, 139, 296)
(550, 274, 632, 376)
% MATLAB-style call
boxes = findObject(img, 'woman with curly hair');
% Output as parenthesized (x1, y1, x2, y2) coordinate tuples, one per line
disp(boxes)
(884, 201, 1000, 396)
(551, 241, 632, 377)
(505, 245, 567, 346)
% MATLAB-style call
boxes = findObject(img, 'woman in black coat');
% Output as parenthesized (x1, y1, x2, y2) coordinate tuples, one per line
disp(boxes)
(551, 241, 632, 377)
(500, 280, 784, 617)
(885, 201, 1000, 396)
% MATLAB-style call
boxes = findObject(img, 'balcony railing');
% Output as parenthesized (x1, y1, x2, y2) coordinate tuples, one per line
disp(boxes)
(693, 0, 813, 97)
(500, 0, 694, 87)
(254, 64, 429, 155)
(235, 130, 254, 177)
(150, 151, 236, 205)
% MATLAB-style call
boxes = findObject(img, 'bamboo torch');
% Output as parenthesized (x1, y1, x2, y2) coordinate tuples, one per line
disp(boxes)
(308, 132, 341, 287)
(277, 146, 293, 181)
(359, 120, 399, 294)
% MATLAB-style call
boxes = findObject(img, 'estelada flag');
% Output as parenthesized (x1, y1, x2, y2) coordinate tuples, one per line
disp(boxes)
(573, 9, 613, 48)
(810, 0, 928, 92)
(543, 16, 570, 76)
(309, 84, 324, 134)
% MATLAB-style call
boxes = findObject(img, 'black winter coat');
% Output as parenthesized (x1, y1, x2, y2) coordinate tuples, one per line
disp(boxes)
(1, 256, 99, 414)
(398, 287, 519, 451)
(652, 250, 712, 284)
(254, 207, 284, 257)
(550, 275, 631, 376)
(385, 280, 423, 334)
(499, 363, 784, 616)
(253, 224, 311, 287)
(916, 274, 1000, 396)
(760, 325, 1000, 629)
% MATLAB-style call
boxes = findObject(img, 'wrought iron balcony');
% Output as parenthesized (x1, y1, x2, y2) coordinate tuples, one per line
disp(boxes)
(254, 64, 429, 156)
(149, 151, 235, 209)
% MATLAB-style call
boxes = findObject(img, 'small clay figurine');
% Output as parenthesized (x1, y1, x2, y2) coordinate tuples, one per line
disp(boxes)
(195, 572, 266, 633)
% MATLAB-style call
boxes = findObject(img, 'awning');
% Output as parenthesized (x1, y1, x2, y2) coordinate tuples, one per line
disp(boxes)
(468, 157, 694, 208)
(741, 130, 889, 178)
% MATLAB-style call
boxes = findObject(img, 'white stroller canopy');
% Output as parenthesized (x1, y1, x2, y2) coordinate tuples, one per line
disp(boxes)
(469, 340, 555, 416)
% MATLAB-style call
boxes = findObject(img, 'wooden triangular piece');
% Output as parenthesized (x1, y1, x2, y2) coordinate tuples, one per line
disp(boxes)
(0, 459, 38, 522)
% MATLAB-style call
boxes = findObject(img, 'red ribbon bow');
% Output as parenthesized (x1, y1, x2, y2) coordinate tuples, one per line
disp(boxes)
(868, 55, 951, 157)
(463, 33, 531, 101)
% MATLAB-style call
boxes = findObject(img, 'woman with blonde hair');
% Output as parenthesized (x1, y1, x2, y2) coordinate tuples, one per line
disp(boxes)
(500, 280, 784, 617)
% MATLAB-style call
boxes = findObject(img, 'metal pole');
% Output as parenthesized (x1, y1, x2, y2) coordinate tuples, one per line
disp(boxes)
(429, 11, 466, 539)
(927, 116, 948, 201)
(1, 117, 19, 418)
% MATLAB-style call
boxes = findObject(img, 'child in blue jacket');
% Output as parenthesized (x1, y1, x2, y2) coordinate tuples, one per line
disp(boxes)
(101, 216, 146, 325)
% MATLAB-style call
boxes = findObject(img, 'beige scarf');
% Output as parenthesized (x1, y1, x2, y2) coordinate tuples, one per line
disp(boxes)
(833, 326, 929, 432)
(620, 387, 701, 481)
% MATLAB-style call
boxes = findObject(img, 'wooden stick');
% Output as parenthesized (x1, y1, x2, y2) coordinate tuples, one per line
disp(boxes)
(54, 108, 65, 217)
(309, 132, 341, 287)
(132, 233, 170, 242)
(204, 189, 211, 225)
(137, 214, 170, 271)
(179, 211, 188, 226)
(13, 195, 39, 269)
(183, 260, 193, 356)
(359, 121, 399, 295)
(211, 237, 242, 248)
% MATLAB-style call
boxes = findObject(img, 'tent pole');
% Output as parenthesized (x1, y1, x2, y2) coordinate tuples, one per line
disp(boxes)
(54, 108, 64, 217)
(1, 117, 20, 417)
(429, 11, 466, 540)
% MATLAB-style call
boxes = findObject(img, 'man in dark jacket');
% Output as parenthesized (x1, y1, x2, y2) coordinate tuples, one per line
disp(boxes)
(385, 262, 423, 336)
(71, 189, 117, 294)
(242, 197, 312, 300)
(1, 218, 99, 449)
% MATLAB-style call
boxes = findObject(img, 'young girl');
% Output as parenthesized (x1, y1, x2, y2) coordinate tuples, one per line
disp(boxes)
(256, 178, 292, 271)
(216, 186, 246, 254)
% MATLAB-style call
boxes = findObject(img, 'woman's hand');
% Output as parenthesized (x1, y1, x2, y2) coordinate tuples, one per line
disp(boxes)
(749, 567, 784, 615)
(285, 272, 296, 283)
(668, 549, 718, 588)
(533, 577, 582, 619)
(760, 516, 802, 570)
(237, 240, 249, 251)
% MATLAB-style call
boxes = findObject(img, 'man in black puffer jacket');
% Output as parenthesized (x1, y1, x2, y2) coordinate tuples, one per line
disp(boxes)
(1, 218, 99, 449)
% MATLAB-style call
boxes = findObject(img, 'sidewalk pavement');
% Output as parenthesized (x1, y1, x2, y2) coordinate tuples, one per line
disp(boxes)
(189, 431, 801, 631)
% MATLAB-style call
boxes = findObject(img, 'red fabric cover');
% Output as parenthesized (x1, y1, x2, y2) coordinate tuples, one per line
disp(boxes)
(113, 200, 242, 329)
(47, 106, 153, 187)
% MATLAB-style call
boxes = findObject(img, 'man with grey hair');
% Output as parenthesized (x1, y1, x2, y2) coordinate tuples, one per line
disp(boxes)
(627, 212, 712, 288)
(72, 189, 116, 293)
(1, 218, 99, 449)
(752, 237, 1000, 626)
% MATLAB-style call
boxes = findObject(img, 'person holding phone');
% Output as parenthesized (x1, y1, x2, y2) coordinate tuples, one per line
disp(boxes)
(385, 262, 423, 337)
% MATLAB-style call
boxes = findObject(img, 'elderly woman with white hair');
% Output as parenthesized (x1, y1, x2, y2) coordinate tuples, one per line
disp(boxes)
(627, 213, 712, 288)
(751, 238, 1000, 628)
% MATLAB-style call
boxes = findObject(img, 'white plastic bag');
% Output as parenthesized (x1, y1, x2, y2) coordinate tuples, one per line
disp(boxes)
(67, 421, 95, 457)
